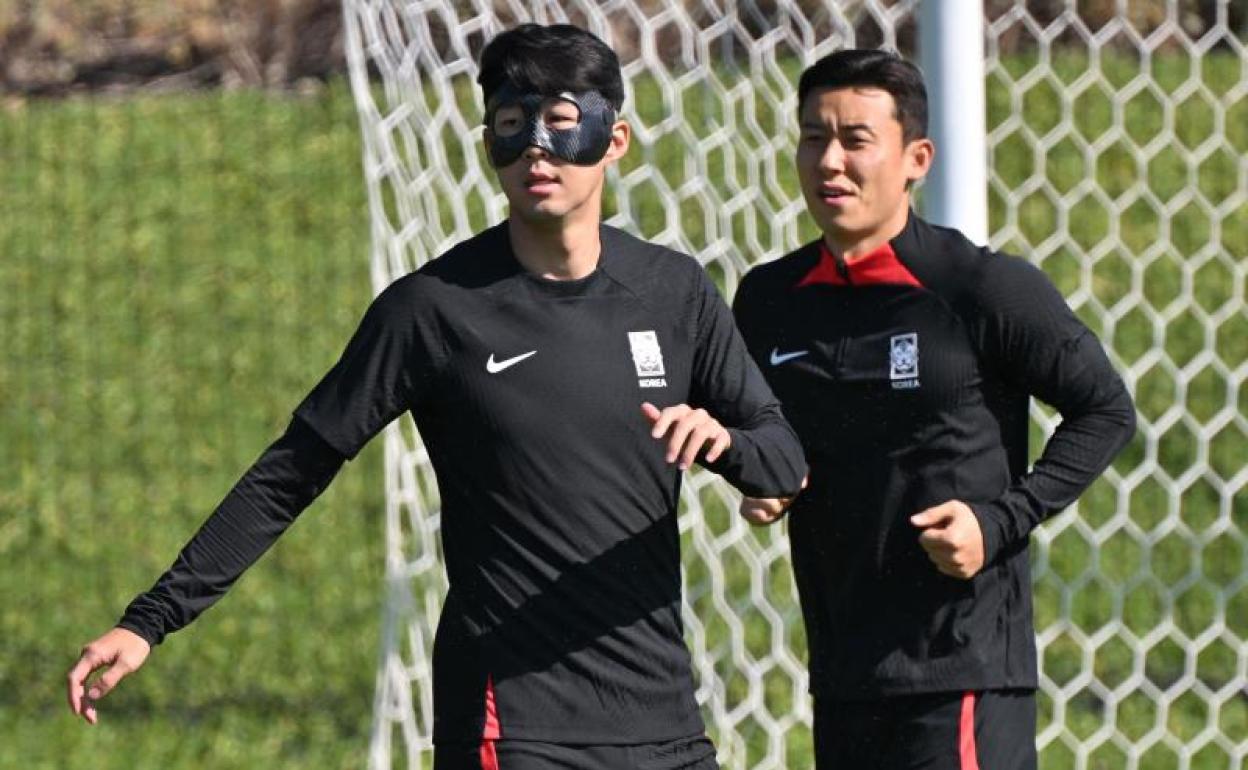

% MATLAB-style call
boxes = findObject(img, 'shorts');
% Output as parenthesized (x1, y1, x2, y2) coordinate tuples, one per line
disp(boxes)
(434, 733, 718, 770)
(813, 689, 1037, 770)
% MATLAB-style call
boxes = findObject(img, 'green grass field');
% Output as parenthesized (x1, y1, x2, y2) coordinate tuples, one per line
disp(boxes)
(1, 83, 384, 768)
(2, 50, 1245, 770)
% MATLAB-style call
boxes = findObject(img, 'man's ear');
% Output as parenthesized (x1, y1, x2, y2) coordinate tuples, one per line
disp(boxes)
(602, 120, 631, 165)
(905, 137, 935, 185)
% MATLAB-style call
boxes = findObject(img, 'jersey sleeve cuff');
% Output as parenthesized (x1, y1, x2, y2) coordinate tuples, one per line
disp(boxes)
(702, 427, 806, 499)
(116, 617, 163, 648)
(969, 501, 1009, 567)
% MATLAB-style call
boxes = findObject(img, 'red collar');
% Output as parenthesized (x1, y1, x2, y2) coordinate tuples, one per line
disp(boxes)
(796, 240, 922, 288)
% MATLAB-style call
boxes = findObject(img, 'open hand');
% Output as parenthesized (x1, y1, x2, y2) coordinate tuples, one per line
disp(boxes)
(641, 402, 731, 470)
(67, 627, 151, 724)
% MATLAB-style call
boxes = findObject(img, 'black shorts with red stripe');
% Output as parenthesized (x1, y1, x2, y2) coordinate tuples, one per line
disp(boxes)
(433, 734, 718, 770)
(813, 690, 1036, 770)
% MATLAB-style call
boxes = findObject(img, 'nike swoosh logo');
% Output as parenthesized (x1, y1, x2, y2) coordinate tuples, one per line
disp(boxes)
(769, 347, 809, 366)
(486, 350, 537, 374)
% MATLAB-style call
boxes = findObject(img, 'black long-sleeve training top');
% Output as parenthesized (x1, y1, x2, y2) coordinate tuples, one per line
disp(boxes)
(119, 222, 807, 744)
(732, 212, 1135, 700)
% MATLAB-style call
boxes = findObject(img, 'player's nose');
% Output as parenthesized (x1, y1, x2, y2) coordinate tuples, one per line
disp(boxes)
(818, 139, 846, 173)
(523, 144, 550, 160)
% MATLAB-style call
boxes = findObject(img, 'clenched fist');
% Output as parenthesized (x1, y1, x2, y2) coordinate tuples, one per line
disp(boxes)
(910, 500, 985, 579)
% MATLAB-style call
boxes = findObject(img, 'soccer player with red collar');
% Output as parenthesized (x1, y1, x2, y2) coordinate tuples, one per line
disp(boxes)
(733, 49, 1135, 770)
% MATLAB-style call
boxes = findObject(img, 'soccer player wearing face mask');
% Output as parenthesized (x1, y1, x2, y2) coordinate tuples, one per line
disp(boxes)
(732, 50, 1135, 769)
(65, 24, 807, 770)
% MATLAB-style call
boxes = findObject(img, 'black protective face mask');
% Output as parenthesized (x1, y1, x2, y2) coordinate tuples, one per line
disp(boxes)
(483, 84, 616, 167)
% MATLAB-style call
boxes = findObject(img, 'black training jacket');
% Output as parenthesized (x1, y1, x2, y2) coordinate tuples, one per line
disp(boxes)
(120, 222, 807, 744)
(733, 212, 1135, 699)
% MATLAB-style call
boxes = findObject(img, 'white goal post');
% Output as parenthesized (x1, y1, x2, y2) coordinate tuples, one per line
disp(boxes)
(341, 2, 1247, 769)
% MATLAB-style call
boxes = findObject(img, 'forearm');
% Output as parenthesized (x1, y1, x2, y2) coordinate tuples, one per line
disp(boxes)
(686, 265, 808, 497)
(973, 383, 1135, 562)
(704, 403, 808, 498)
(117, 418, 345, 646)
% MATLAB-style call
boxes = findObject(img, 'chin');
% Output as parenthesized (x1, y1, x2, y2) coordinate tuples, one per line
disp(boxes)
(817, 218, 868, 243)
(815, 213, 856, 236)
(514, 203, 567, 223)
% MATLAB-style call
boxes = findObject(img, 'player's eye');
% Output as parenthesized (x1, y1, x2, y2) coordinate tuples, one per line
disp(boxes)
(541, 98, 581, 130)
(491, 106, 525, 138)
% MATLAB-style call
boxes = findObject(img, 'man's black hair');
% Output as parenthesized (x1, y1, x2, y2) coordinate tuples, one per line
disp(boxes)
(797, 49, 928, 144)
(478, 23, 625, 110)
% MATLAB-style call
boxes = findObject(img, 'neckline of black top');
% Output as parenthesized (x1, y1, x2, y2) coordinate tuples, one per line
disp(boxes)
(495, 221, 615, 298)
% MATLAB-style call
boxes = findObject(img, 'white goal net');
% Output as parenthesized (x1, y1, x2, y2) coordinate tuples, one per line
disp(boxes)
(341, 1, 1247, 768)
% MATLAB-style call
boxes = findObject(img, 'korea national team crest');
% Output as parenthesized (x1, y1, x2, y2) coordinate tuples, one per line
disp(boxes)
(889, 332, 920, 389)
(628, 330, 667, 388)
